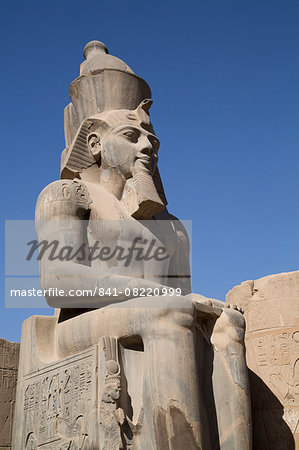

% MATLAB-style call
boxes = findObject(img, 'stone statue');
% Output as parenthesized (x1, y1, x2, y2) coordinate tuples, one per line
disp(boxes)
(12, 41, 252, 449)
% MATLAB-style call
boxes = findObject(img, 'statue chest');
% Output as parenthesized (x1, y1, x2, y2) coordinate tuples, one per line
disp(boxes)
(87, 205, 179, 280)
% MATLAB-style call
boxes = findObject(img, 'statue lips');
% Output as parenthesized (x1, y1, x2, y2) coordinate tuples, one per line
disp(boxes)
(134, 155, 156, 176)
(135, 158, 151, 171)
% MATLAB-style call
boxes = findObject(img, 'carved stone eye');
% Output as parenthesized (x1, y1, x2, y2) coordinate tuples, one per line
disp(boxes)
(122, 130, 138, 142)
(123, 131, 134, 137)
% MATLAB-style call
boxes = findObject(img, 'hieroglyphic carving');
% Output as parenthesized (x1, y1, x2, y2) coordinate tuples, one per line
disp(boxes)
(36, 180, 92, 214)
(100, 337, 125, 450)
(0, 338, 19, 448)
(247, 328, 299, 436)
(49, 180, 91, 205)
(0, 340, 19, 370)
(253, 331, 298, 404)
(23, 347, 96, 449)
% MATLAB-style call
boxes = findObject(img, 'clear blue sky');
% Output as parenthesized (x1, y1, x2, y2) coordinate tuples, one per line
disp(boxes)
(1, 0, 299, 342)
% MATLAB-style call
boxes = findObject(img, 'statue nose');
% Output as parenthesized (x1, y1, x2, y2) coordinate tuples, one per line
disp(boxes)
(139, 137, 154, 156)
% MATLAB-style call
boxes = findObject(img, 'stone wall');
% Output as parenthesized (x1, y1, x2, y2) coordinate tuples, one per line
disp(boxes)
(0, 339, 19, 449)
(227, 270, 299, 449)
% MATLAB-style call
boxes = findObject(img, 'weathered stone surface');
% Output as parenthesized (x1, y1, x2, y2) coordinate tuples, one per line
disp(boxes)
(13, 41, 252, 449)
(12, 316, 120, 448)
(13, 301, 251, 449)
(0, 339, 19, 449)
(227, 270, 299, 449)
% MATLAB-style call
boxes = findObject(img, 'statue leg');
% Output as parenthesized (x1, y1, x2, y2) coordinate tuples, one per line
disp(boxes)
(211, 308, 252, 450)
(56, 297, 204, 449)
(133, 297, 204, 450)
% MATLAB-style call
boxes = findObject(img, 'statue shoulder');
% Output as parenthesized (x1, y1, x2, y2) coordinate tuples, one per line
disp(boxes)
(170, 215, 190, 249)
(155, 208, 190, 241)
(154, 208, 190, 254)
(36, 179, 92, 220)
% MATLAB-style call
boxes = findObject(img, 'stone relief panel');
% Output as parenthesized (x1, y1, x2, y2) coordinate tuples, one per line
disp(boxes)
(253, 331, 298, 403)
(99, 336, 125, 450)
(247, 329, 298, 433)
(22, 347, 97, 449)
(0, 338, 19, 448)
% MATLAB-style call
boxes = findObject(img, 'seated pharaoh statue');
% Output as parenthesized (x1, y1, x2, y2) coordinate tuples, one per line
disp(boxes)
(12, 41, 252, 450)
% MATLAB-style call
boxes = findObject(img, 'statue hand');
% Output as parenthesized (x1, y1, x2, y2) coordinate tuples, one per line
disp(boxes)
(188, 293, 244, 314)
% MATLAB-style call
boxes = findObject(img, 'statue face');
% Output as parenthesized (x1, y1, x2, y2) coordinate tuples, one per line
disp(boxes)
(100, 123, 159, 178)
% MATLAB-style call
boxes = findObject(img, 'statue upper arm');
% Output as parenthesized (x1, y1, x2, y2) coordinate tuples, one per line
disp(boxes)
(35, 179, 92, 248)
(164, 212, 191, 293)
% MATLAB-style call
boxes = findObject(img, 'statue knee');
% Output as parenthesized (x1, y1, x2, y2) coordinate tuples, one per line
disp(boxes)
(211, 309, 246, 351)
(225, 308, 246, 337)
(143, 296, 196, 336)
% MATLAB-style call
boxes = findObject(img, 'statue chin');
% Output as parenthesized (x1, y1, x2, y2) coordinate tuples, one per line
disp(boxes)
(122, 170, 165, 219)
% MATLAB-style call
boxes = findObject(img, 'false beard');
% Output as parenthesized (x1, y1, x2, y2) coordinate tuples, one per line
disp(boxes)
(122, 167, 165, 219)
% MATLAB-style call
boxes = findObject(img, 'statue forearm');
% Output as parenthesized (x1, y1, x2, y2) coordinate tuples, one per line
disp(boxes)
(40, 261, 176, 308)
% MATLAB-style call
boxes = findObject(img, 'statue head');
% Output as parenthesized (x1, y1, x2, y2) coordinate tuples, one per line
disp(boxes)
(60, 42, 167, 217)
(86, 99, 159, 179)
(61, 99, 157, 177)
(102, 380, 121, 403)
(61, 99, 167, 217)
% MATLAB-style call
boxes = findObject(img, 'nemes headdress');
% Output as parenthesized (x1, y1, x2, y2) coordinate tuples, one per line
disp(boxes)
(60, 40, 167, 206)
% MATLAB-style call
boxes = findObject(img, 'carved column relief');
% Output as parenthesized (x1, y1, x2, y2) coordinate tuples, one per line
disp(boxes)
(99, 337, 125, 450)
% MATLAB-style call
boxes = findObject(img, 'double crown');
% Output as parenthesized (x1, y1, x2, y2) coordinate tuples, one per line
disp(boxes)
(64, 41, 152, 149)
(60, 41, 167, 207)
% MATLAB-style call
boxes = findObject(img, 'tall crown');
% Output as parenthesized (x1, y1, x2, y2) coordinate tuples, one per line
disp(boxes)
(61, 41, 168, 207)
(64, 40, 151, 148)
